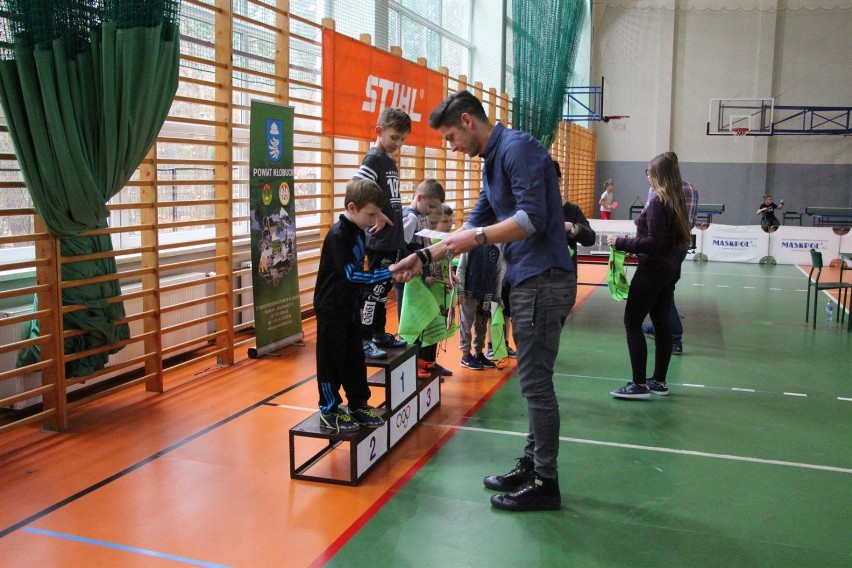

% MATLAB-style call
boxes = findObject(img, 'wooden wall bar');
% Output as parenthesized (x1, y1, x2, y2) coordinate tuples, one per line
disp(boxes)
(0, 2, 593, 436)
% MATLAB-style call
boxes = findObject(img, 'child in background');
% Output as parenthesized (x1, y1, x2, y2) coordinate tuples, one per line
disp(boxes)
(396, 178, 446, 319)
(458, 240, 505, 370)
(599, 179, 615, 220)
(418, 204, 456, 379)
(313, 179, 398, 433)
(757, 194, 784, 232)
(355, 107, 411, 359)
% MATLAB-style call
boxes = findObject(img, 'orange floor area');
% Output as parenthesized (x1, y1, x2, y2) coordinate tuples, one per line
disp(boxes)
(0, 269, 606, 566)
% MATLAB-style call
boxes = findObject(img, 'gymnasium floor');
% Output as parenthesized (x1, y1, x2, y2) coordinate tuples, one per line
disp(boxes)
(1, 261, 850, 567)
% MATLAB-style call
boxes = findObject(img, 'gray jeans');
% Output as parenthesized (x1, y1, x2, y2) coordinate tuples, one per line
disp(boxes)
(509, 269, 577, 480)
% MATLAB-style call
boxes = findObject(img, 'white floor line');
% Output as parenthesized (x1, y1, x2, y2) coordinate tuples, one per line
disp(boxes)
(276, 404, 315, 412)
(422, 423, 852, 474)
(556, 373, 850, 400)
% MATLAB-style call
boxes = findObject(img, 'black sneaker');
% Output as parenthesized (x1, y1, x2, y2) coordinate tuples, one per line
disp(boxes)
(434, 363, 453, 377)
(477, 352, 497, 369)
(373, 333, 407, 349)
(460, 353, 483, 370)
(363, 340, 387, 359)
(648, 380, 669, 396)
(483, 456, 534, 491)
(490, 472, 561, 512)
(672, 343, 683, 355)
(506, 346, 517, 359)
(611, 381, 651, 400)
(319, 409, 361, 434)
(349, 406, 385, 428)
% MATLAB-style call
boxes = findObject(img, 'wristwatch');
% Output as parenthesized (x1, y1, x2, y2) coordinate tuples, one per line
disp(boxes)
(475, 226, 487, 246)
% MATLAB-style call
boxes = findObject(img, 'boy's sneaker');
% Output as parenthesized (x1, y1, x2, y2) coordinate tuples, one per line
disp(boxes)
(461, 353, 483, 370)
(506, 346, 517, 358)
(434, 363, 453, 377)
(648, 380, 669, 396)
(477, 353, 496, 369)
(363, 340, 387, 359)
(611, 381, 651, 400)
(486, 346, 494, 359)
(373, 333, 407, 349)
(672, 343, 683, 355)
(642, 323, 656, 340)
(319, 409, 361, 434)
(349, 406, 385, 428)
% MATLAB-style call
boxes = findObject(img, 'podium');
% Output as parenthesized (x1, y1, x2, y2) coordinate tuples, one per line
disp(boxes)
(289, 344, 441, 485)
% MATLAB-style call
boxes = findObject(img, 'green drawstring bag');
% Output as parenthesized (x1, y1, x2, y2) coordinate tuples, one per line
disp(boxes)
(607, 247, 630, 301)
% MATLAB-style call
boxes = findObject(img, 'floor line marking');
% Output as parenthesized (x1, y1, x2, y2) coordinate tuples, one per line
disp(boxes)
(556, 373, 849, 401)
(277, 404, 315, 412)
(422, 423, 852, 475)
(0, 374, 318, 539)
(769, 287, 782, 291)
(743, 286, 756, 289)
(22, 528, 230, 568)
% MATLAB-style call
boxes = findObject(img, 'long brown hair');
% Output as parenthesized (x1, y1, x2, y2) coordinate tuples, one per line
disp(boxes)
(648, 152, 692, 248)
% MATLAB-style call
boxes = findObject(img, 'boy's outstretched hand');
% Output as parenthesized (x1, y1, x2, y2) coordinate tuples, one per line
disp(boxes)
(390, 252, 422, 282)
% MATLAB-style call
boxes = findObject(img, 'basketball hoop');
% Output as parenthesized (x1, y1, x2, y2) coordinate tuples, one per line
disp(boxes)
(731, 127, 749, 137)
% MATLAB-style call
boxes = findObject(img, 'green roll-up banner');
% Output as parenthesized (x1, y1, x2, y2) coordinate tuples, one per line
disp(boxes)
(248, 101, 303, 357)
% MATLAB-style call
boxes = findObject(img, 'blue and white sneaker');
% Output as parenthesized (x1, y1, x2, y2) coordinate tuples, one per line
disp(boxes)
(642, 324, 655, 339)
(611, 381, 651, 400)
(648, 380, 669, 396)
(362, 340, 387, 359)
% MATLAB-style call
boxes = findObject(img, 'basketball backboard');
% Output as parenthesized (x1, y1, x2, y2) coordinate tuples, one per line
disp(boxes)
(707, 98, 774, 136)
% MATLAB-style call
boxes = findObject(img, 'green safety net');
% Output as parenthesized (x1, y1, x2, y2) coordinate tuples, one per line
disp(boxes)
(0, 0, 180, 377)
(513, 0, 585, 148)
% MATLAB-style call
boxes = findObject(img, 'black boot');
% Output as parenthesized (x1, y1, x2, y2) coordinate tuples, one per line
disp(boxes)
(490, 472, 561, 512)
(483, 456, 534, 491)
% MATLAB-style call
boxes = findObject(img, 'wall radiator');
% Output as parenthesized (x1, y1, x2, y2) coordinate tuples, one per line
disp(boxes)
(0, 272, 217, 410)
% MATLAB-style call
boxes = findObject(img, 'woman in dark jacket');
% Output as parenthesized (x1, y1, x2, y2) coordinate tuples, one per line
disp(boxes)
(607, 152, 692, 399)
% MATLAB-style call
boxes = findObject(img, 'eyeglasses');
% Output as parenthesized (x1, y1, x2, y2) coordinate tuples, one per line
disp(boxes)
(645, 169, 649, 176)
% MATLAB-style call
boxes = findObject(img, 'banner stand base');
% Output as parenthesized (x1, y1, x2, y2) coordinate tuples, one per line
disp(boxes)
(248, 332, 305, 359)
(759, 256, 777, 265)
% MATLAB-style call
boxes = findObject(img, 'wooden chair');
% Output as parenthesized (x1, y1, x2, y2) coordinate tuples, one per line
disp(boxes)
(806, 249, 851, 329)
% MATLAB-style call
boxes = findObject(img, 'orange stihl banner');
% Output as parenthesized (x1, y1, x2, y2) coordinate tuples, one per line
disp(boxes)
(322, 29, 445, 148)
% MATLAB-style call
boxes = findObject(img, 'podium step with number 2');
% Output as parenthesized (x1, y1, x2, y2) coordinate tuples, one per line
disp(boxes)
(289, 344, 440, 485)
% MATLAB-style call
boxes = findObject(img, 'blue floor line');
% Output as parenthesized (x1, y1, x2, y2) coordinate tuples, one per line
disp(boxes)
(24, 527, 231, 568)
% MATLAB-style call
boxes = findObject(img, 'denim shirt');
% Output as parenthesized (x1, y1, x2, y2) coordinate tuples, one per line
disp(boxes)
(465, 123, 574, 287)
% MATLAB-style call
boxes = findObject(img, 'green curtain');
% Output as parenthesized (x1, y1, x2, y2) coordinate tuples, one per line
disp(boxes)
(513, 0, 585, 148)
(0, 1, 180, 377)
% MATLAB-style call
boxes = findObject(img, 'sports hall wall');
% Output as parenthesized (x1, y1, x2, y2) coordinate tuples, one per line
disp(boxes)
(591, 0, 852, 225)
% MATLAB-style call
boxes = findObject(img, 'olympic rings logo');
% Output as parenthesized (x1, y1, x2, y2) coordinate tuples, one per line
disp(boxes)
(395, 406, 412, 428)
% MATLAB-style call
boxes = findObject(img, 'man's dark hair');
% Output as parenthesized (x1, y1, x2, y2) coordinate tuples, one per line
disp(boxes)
(428, 90, 488, 128)
(378, 107, 412, 134)
(345, 178, 387, 209)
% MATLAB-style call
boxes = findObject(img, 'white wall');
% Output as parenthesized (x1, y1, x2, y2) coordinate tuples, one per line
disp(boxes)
(591, 0, 851, 224)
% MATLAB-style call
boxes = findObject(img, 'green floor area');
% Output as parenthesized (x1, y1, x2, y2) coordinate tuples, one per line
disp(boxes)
(328, 263, 852, 567)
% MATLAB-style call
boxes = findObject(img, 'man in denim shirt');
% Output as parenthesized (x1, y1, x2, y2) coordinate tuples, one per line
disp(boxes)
(391, 90, 577, 512)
